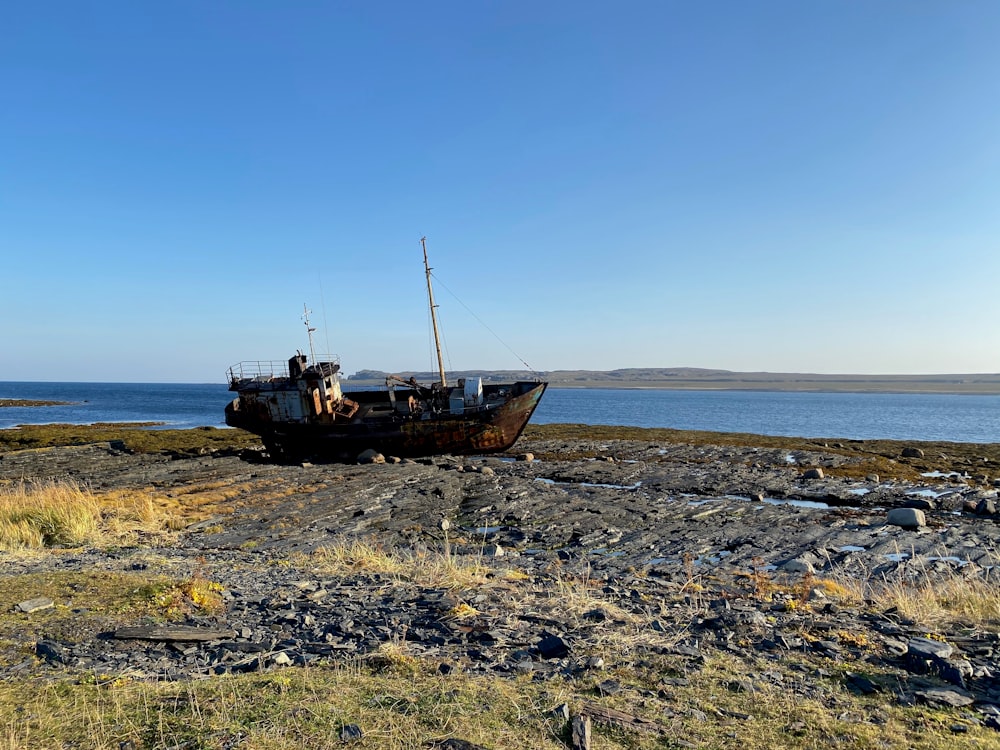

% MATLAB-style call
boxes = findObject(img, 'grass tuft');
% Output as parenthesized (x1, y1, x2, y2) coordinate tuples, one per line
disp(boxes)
(0, 480, 101, 548)
(310, 537, 490, 590)
(0, 481, 178, 550)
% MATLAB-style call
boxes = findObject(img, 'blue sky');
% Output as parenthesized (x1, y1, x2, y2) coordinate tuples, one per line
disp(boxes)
(3, 1, 998, 382)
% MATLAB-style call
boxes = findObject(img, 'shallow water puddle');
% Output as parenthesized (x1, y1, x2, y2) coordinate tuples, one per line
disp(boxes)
(464, 525, 504, 535)
(760, 497, 832, 510)
(907, 489, 949, 498)
(724, 493, 836, 510)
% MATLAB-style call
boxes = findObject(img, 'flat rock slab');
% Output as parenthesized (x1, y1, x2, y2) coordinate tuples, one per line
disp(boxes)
(915, 687, 976, 708)
(16, 597, 54, 613)
(113, 625, 234, 642)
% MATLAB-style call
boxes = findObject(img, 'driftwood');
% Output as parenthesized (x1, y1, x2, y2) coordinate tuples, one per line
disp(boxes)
(570, 714, 592, 750)
(113, 625, 233, 642)
(578, 701, 670, 735)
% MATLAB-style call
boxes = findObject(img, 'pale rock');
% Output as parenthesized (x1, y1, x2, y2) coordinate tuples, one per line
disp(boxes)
(886, 508, 926, 528)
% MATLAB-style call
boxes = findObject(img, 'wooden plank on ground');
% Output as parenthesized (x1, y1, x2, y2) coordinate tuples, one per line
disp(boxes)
(113, 625, 233, 642)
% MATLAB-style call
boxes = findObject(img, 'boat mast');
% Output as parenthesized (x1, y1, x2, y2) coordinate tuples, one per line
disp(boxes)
(422, 237, 447, 389)
(302, 303, 318, 364)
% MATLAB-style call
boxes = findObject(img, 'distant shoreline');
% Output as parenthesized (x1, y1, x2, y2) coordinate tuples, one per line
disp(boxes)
(346, 378, 1000, 395)
(539, 381, 1000, 395)
(345, 367, 1000, 395)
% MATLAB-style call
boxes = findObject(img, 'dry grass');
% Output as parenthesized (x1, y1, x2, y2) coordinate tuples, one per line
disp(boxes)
(840, 567, 1000, 631)
(0, 480, 101, 548)
(309, 537, 491, 590)
(0, 649, 993, 749)
(0, 480, 175, 550)
(552, 567, 639, 625)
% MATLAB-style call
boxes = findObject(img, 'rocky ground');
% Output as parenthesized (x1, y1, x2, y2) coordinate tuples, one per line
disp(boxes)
(2, 434, 1000, 733)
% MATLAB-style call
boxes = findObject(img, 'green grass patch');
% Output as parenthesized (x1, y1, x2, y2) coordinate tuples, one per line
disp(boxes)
(0, 424, 260, 455)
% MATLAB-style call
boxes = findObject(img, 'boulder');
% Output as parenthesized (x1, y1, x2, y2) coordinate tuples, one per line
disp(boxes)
(886, 508, 926, 528)
(781, 559, 815, 574)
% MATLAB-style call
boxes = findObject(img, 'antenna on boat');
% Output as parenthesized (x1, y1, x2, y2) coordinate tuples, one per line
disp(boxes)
(302, 303, 318, 364)
(422, 237, 447, 388)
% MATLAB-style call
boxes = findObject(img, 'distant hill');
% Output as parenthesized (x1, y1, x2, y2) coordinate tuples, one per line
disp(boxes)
(345, 368, 1000, 394)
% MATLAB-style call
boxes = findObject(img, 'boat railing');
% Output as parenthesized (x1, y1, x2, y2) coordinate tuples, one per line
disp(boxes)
(228, 355, 343, 387)
(227, 360, 288, 386)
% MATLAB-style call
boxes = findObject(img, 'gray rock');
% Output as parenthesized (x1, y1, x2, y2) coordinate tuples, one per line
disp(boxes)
(16, 597, 54, 613)
(536, 633, 570, 659)
(886, 508, 926, 528)
(915, 688, 975, 708)
(550, 703, 571, 721)
(338, 724, 364, 742)
(596, 678, 622, 696)
(908, 637, 955, 661)
(432, 741, 489, 750)
(781, 559, 815, 574)
(35, 640, 66, 663)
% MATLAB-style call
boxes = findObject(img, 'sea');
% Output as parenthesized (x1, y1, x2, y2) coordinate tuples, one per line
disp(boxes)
(1, 382, 998, 443)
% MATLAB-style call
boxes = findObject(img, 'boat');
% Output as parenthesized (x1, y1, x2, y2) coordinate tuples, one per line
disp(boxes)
(224, 239, 547, 461)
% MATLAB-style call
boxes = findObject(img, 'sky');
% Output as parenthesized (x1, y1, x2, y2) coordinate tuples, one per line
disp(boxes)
(2, 1, 999, 382)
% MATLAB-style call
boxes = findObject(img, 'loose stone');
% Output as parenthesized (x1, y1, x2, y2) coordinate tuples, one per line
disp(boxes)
(886, 508, 926, 528)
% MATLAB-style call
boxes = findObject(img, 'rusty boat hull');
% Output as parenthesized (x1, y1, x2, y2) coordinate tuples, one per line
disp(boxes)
(225, 364, 546, 461)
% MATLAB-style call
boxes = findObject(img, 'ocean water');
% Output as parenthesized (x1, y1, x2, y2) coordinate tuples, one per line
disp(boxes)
(0, 382, 233, 431)
(533, 388, 1000, 443)
(0, 382, 998, 443)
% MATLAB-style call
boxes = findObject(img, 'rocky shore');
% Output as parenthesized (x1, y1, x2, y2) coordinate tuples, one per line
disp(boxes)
(2, 431, 1000, 744)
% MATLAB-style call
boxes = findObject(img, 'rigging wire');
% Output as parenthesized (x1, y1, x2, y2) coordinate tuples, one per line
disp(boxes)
(317, 271, 333, 357)
(428, 271, 539, 375)
(438, 306, 454, 376)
